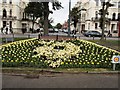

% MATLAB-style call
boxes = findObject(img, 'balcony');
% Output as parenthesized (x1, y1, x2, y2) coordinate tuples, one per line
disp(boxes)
(21, 18, 32, 21)
(91, 17, 99, 22)
(1, 16, 17, 20)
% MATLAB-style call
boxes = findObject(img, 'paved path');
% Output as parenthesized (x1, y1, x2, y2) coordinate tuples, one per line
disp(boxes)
(2, 73, 119, 88)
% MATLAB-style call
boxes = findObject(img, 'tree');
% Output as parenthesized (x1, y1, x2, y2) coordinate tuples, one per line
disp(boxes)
(24, 0, 63, 35)
(55, 23, 62, 29)
(70, 7, 79, 20)
(38, 17, 54, 28)
(99, 0, 114, 40)
(24, 2, 44, 30)
(43, 1, 63, 35)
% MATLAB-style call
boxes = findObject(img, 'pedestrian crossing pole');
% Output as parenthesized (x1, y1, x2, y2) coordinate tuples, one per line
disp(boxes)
(68, 0, 71, 37)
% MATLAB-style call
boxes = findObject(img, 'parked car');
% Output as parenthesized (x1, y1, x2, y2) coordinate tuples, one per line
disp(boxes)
(84, 30, 105, 37)
(49, 28, 54, 33)
(54, 28, 59, 33)
(63, 29, 68, 33)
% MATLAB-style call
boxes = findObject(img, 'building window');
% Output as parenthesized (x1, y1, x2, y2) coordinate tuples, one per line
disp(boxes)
(118, 2, 120, 8)
(88, 23, 90, 30)
(112, 13, 116, 20)
(3, 9, 7, 18)
(118, 13, 120, 21)
(112, 2, 117, 7)
(82, 14, 86, 21)
(2, 0, 7, 3)
(10, 9, 12, 16)
(23, 12, 25, 19)
(95, 23, 98, 29)
(95, 11, 98, 19)
(10, 21, 12, 28)
(3, 21, 6, 28)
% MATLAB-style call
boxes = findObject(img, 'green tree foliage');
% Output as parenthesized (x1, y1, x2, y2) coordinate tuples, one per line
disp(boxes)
(55, 23, 62, 29)
(24, 2, 44, 30)
(99, 1, 114, 40)
(70, 7, 80, 19)
(24, 0, 63, 35)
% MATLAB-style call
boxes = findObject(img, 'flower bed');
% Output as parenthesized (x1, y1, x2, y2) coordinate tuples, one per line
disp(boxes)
(1, 38, 120, 69)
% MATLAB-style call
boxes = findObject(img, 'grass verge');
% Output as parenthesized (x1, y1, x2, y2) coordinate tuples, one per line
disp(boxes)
(87, 40, 120, 52)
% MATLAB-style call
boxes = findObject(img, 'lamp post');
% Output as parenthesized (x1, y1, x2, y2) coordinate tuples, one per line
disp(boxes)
(68, 0, 71, 37)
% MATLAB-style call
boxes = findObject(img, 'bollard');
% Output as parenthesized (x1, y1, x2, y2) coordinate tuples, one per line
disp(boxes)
(93, 36, 94, 40)
(56, 35, 58, 41)
(113, 63, 116, 71)
(5, 38, 7, 43)
(28, 34, 30, 38)
(38, 34, 41, 39)
(104, 35, 106, 40)
(12, 34, 14, 42)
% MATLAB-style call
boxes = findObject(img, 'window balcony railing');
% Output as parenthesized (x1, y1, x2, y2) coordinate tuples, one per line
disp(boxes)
(91, 17, 100, 22)
(1, 16, 17, 20)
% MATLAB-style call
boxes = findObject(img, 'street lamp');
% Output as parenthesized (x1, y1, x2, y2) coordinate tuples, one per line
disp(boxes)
(68, 0, 71, 37)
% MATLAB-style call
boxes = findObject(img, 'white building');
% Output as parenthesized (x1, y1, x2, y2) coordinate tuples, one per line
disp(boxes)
(0, 0, 38, 34)
(75, 0, 120, 36)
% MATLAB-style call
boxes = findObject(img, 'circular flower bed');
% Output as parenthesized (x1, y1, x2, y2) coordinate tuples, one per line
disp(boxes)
(33, 41, 81, 68)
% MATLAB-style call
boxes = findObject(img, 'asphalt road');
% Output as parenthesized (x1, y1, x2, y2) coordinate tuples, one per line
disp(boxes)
(0, 32, 119, 40)
(2, 73, 119, 88)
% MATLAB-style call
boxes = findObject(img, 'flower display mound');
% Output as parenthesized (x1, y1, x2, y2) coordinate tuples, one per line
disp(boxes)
(33, 41, 81, 68)
(1, 38, 120, 69)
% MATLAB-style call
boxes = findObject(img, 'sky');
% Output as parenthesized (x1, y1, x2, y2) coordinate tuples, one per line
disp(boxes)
(49, 0, 79, 26)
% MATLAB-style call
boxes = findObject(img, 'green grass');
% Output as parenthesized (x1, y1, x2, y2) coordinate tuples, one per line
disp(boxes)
(87, 40, 120, 52)
(1, 37, 31, 44)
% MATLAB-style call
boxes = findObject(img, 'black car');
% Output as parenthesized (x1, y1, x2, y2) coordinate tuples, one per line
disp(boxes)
(84, 31, 105, 37)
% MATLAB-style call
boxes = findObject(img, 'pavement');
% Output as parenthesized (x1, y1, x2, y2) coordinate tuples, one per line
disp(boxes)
(1, 72, 119, 88)
(1, 68, 120, 88)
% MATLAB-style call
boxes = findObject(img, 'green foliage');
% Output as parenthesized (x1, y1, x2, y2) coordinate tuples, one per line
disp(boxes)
(24, 1, 63, 35)
(70, 7, 80, 20)
(25, 2, 44, 19)
(1, 39, 120, 69)
(55, 23, 62, 29)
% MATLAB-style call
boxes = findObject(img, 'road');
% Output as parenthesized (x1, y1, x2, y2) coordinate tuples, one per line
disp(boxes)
(0, 31, 119, 40)
(2, 73, 119, 88)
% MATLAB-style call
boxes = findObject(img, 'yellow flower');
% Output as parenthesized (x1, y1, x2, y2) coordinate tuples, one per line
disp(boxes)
(11, 60, 14, 62)
(79, 62, 81, 64)
(31, 61, 33, 63)
(91, 62, 94, 65)
(61, 62, 64, 65)
(97, 62, 100, 65)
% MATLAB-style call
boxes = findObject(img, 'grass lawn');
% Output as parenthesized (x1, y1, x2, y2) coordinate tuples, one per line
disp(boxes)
(0, 37, 31, 44)
(87, 40, 120, 52)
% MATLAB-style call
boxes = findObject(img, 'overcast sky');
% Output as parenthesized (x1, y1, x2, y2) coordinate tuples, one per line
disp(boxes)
(49, 0, 79, 26)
